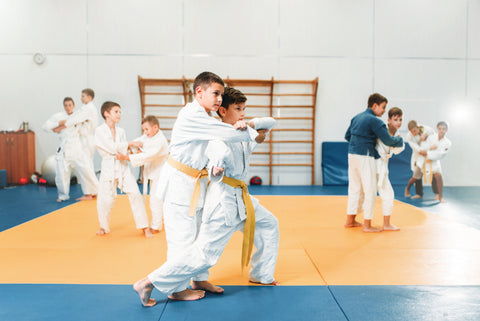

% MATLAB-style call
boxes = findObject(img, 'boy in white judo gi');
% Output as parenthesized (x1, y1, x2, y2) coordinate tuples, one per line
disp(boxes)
(95, 101, 152, 238)
(116, 115, 168, 233)
(133, 72, 263, 304)
(416, 121, 451, 202)
(344, 93, 403, 233)
(375, 107, 405, 231)
(133, 87, 278, 306)
(404, 120, 436, 199)
(42, 97, 99, 202)
(58, 88, 98, 200)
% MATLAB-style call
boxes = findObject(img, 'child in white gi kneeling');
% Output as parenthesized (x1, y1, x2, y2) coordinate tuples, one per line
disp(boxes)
(95, 101, 151, 238)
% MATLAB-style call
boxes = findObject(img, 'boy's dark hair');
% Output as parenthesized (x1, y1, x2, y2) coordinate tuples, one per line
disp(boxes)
(408, 120, 418, 131)
(217, 87, 247, 117)
(388, 107, 402, 119)
(100, 101, 120, 119)
(63, 97, 75, 105)
(367, 93, 388, 108)
(193, 72, 224, 94)
(82, 88, 95, 99)
(437, 121, 448, 129)
(142, 115, 159, 127)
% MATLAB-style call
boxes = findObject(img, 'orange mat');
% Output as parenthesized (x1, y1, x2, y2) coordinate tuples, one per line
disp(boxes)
(1, 195, 480, 286)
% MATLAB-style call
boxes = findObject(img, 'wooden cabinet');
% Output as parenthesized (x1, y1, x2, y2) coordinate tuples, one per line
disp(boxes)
(0, 131, 36, 184)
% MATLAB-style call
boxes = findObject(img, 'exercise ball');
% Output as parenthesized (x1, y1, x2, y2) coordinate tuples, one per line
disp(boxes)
(250, 176, 262, 185)
(41, 155, 57, 186)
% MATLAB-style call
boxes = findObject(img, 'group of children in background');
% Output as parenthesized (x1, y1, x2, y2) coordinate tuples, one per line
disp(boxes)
(345, 93, 451, 233)
(43, 72, 451, 305)
(43, 90, 168, 238)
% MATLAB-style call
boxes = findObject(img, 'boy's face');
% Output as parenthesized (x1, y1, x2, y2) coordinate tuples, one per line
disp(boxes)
(388, 114, 402, 130)
(437, 124, 448, 138)
(104, 106, 121, 123)
(409, 127, 420, 136)
(81, 93, 92, 104)
(371, 102, 387, 117)
(142, 122, 159, 138)
(219, 102, 246, 125)
(63, 101, 75, 115)
(196, 83, 224, 113)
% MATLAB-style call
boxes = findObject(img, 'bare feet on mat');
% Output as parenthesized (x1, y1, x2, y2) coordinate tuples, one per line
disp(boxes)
(150, 228, 161, 234)
(56, 198, 63, 202)
(133, 278, 156, 307)
(168, 288, 205, 301)
(383, 224, 400, 231)
(76, 194, 95, 201)
(404, 188, 411, 197)
(192, 280, 224, 294)
(363, 226, 382, 233)
(411, 195, 422, 199)
(143, 228, 153, 238)
(249, 278, 281, 286)
(344, 220, 363, 228)
(96, 228, 106, 236)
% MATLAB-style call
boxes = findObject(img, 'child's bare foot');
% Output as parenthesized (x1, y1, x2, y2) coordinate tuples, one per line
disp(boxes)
(133, 278, 156, 307)
(344, 220, 363, 228)
(168, 288, 205, 301)
(56, 198, 63, 202)
(76, 194, 95, 201)
(192, 280, 224, 294)
(363, 226, 382, 233)
(411, 195, 422, 199)
(96, 228, 106, 236)
(150, 228, 161, 234)
(439, 198, 446, 203)
(383, 224, 400, 231)
(143, 228, 153, 238)
(249, 278, 280, 286)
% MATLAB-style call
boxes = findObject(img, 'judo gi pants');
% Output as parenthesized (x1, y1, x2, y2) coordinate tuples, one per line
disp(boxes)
(347, 154, 376, 220)
(146, 178, 163, 230)
(96, 172, 149, 233)
(377, 176, 394, 216)
(148, 204, 279, 295)
(55, 153, 98, 200)
(163, 201, 209, 282)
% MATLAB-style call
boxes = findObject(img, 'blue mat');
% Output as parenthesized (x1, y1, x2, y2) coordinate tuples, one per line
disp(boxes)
(0, 285, 345, 321)
(330, 285, 480, 321)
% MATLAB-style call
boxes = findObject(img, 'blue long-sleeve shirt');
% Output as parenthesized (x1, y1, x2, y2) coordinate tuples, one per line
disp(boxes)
(345, 108, 403, 159)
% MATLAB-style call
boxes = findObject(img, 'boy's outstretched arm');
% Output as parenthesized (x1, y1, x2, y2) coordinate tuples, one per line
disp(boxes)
(374, 123, 403, 147)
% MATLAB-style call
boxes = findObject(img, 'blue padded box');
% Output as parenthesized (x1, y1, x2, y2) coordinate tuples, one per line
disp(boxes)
(0, 169, 6, 188)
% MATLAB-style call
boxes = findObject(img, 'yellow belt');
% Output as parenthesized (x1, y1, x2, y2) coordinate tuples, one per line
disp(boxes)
(167, 156, 208, 217)
(221, 176, 255, 270)
(423, 159, 433, 184)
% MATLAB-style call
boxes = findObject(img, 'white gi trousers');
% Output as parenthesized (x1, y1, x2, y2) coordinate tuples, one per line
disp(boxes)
(377, 175, 394, 217)
(55, 152, 98, 200)
(96, 170, 149, 233)
(148, 203, 279, 295)
(146, 178, 163, 230)
(347, 154, 377, 220)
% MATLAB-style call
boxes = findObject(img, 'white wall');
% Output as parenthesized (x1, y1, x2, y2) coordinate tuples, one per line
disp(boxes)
(0, 0, 478, 186)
